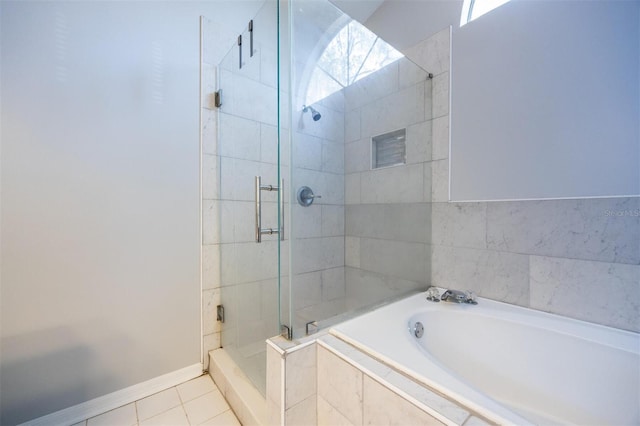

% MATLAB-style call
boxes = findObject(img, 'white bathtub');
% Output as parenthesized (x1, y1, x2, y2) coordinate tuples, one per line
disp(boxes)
(331, 291, 640, 425)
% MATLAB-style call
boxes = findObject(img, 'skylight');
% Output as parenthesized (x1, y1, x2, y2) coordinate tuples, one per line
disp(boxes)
(305, 20, 403, 105)
(460, 0, 511, 26)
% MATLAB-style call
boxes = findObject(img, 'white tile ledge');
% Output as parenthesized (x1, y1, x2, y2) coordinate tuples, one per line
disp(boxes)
(318, 334, 474, 426)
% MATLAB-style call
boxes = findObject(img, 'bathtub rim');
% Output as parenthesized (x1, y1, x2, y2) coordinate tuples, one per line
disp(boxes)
(330, 289, 640, 426)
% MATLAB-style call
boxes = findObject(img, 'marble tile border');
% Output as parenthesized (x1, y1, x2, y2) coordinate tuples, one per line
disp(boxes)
(316, 334, 483, 426)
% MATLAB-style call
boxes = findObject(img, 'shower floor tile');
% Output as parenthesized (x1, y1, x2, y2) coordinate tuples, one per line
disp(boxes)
(78, 375, 239, 426)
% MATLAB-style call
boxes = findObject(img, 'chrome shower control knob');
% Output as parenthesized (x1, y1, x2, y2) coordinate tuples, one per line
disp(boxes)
(297, 186, 321, 206)
(413, 322, 424, 338)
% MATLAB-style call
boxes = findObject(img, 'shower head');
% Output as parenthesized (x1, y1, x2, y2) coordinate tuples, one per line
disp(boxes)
(302, 105, 321, 121)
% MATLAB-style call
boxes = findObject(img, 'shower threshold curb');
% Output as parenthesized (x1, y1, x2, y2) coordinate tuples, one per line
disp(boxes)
(209, 348, 267, 426)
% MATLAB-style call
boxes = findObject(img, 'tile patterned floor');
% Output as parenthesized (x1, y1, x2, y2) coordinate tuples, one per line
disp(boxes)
(73, 375, 241, 426)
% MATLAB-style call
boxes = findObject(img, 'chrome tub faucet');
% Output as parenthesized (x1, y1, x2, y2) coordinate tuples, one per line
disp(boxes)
(426, 286, 478, 304)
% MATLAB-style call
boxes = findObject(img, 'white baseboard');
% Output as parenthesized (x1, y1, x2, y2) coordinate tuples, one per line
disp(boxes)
(19, 363, 203, 426)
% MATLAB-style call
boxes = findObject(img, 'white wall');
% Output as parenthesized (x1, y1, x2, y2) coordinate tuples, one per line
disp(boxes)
(0, 1, 224, 423)
(451, 0, 639, 200)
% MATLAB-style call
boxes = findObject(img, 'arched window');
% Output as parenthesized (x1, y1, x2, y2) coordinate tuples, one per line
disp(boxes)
(460, 0, 511, 26)
(305, 20, 403, 105)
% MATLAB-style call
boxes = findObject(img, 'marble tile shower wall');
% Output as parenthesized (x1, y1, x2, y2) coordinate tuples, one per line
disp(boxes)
(415, 27, 640, 332)
(290, 90, 347, 329)
(200, 16, 281, 368)
(343, 34, 448, 310)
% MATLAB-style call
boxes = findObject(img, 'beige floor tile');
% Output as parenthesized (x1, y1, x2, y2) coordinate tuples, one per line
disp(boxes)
(88, 403, 137, 426)
(177, 375, 217, 403)
(200, 410, 241, 426)
(136, 387, 182, 421)
(139, 406, 189, 426)
(183, 390, 230, 425)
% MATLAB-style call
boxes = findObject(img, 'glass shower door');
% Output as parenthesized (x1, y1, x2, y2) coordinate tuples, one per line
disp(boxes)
(214, 0, 281, 396)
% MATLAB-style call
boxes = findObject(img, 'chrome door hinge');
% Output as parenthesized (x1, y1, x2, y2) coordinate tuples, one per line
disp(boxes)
(281, 325, 292, 340)
(216, 305, 225, 323)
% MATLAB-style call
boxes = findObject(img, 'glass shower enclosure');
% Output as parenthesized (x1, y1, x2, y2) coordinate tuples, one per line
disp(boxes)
(211, 0, 434, 397)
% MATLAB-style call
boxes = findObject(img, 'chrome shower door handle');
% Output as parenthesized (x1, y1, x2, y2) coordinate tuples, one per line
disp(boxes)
(279, 178, 284, 241)
(255, 176, 284, 243)
(255, 176, 262, 242)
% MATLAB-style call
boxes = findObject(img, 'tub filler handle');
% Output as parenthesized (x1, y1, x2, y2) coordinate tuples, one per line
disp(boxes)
(441, 289, 478, 305)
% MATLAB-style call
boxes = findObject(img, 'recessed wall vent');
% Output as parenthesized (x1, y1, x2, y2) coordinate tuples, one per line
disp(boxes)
(372, 129, 406, 169)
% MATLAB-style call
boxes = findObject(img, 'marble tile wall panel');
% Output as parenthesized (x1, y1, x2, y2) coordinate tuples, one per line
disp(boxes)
(345, 61, 399, 112)
(321, 205, 345, 237)
(260, 46, 278, 89)
(285, 344, 316, 409)
(202, 244, 220, 290)
(293, 236, 345, 275)
(486, 197, 640, 265)
(406, 120, 432, 165)
(321, 267, 346, 301)
(265, 343, 282, 408)
(363, 376, 444, 426)
(202, 200, 220, 245)
(360, 163, 426, 204)
(293, 204, 322, 239)
(431, 71, 449, 119)
(345, 267, 424, 311)
(260, 123, 279, 165)
(530, 256, 640, 331)
(218, 113, 261, 161)
(235, 280, 279, 349)
(285, 396, 316, 426)
(431, 202, 487, 249)
(431, 245, 530, 306)
(399, 57, 430, 90)
(346, 203, 430, 243)
(360, 81, 426, 138)
(344, 237, 361, 270)
(218, 69, 278, 126)
(202, 108, 217, 155)
(345, 174, 361, 205)
(359, 238, 429, 283)
(322, 141, 345, 174)
(293, 132, 323, 171)
(345, 109, 361, 143)
(297, 104, 345, 143)
(317, 346, 363, 425)
(402, 26, 451, 77)
(318, 89, 346, 114)
(222, 241, 279, 285)
(202, 154, 220, 200)
(317, 396, 354, 426)
(345, 139, 371, 174)
(431, 116, 449, 161)
(430, 159, 448, 202)
(422, 162, 433, 203)
(292, 271, 323, 310)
